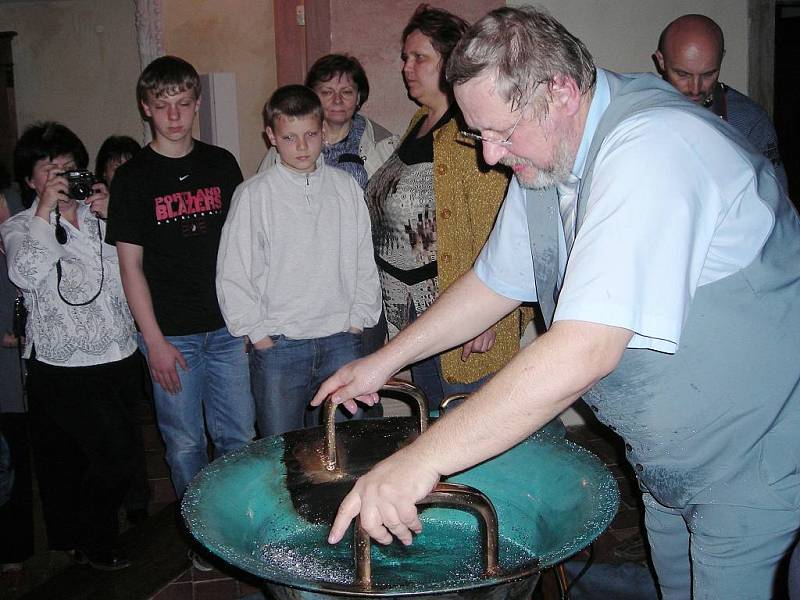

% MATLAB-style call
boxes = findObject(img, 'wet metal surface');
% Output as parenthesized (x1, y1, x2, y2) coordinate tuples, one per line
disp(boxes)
(182, 417, 618, 597)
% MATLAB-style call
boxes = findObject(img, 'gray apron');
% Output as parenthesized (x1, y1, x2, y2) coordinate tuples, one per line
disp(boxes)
(526, 72, 800, 510)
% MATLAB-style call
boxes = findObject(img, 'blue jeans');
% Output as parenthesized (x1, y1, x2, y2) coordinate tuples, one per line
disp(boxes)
(410, 354, 488, 413)
(249, 332, 362, 437)
(138, 327, 255, 497)
(406, 304, 488, 412)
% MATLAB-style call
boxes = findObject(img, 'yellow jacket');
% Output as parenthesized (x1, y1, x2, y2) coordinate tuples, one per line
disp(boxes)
(405, 107, 533, 383)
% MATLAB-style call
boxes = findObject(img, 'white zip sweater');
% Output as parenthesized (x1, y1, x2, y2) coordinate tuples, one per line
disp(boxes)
(216, 155, 382, 343)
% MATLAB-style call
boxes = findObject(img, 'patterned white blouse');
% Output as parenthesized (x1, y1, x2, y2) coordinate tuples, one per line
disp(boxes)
(0, 199, 136, 366)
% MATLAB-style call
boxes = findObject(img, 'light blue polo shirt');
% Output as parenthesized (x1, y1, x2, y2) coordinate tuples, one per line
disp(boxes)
(474, 68, 774, 353)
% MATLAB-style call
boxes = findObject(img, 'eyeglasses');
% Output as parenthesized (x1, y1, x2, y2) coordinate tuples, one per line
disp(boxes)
(460, 101, 528, 148)
(317, 88, 358, 103)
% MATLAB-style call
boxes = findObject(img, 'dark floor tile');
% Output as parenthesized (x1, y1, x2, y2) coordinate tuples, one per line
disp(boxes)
(615, 477, 641, 509)
(236, 581, 263, 598)
(151, 477, 178, 505)
(189, 551, 234, 582)
(607, 529, 650, 564)
(586, 533, 622, 564)
(132, 399, 156, 424)
(148, 500, 173, 519)
(611, 526, 646, 544)
(192, 568, 227, 583)
(2, 550, 73, 600)
(146, 450, 171, 478)
(0, 570, 29, 599)
(9, 505, 189, 599)
(609, 506, 642, 531)
(142, 423, 165, 451)
(175, 568, 193, 583)
(608, 462, 631, 480)
(151, 581, 193, 600)
(581, 438, 624, 467)
(565, 425, 602, 443)
(194, 578, 239, 600)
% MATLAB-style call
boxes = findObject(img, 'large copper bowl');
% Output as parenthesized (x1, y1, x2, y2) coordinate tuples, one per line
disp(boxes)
(182, 382, 618, 598)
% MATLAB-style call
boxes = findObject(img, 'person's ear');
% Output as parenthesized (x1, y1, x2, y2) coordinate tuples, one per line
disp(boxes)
(194, 95, 202, 113)
(653, 50, 666, 74)
(140, 100, 153, 118)
(265, 126, 277, 146)
(550, 74, 581, 116)
(25, 176, 35, 190)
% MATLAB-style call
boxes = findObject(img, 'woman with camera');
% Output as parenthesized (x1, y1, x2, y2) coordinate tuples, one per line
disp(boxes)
(0, 122, 142, 570)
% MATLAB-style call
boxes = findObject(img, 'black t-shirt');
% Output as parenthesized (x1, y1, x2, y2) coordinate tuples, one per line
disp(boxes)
(106, 141, 243, 336)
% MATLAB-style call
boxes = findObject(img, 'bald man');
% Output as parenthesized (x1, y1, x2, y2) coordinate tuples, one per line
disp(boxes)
(655, 14, 788, 190)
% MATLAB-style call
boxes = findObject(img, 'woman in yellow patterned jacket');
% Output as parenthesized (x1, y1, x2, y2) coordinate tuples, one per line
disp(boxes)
(365, 4, 532, 410)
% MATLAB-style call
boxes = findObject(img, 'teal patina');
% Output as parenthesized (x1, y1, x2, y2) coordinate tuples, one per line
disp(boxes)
(182, 415, 617, 596)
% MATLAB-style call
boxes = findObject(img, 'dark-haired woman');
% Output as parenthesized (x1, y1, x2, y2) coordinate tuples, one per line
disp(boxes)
(0, 122, 141, 570)
(96, 134, 152, 526)
(365, 5, 531, 410)
(95, 135, 141, 185)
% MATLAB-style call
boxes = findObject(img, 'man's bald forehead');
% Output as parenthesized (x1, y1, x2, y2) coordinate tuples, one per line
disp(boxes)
(658, 14, 724, 59)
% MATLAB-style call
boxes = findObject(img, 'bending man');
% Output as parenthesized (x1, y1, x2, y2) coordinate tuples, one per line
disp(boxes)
(313, 7, 800, 599)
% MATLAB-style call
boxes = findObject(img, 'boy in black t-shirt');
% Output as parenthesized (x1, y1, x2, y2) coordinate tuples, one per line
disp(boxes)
(106, 57, 255, 513)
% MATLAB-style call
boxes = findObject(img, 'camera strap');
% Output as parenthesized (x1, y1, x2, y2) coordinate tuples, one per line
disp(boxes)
(54, 203, 69, 245)
(55, 215, 105, 307)
(12, 294, 27, 406)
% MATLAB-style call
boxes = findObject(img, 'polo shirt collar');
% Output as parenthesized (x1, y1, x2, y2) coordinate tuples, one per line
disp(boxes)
(571, 68, 611, 180)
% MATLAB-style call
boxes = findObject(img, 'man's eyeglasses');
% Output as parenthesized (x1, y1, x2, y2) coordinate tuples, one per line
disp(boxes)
(460, 101, 528, 148)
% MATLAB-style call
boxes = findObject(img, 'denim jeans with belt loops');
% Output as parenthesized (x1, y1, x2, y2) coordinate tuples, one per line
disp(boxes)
(138, 327, 255, 497)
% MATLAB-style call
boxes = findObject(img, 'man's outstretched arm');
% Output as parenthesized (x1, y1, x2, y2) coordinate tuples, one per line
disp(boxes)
(324, 318, 633, 546)
(310, 269, 521, 413)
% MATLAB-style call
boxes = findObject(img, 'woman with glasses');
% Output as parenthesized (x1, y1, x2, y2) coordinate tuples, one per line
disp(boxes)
(259, 54, 398, 191)
(364, 4, 529, 410)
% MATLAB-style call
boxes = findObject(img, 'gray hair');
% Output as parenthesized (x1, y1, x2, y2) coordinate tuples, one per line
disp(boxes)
(446, 6, 595, 112)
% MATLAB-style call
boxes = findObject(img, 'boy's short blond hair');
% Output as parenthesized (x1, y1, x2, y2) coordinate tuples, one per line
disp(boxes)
(137, 55, 201, 105)
(263, 85, 323, 130)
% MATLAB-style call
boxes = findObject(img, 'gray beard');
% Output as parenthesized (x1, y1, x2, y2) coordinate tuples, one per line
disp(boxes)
(501, 129, 575, 190)
(503, 140, 574, 190)
(519, 165, 571, 190)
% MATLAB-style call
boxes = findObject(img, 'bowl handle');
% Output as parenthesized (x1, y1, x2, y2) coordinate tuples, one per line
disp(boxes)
(353, 482, 500, 588)
(439, 393, 469, 416)
(323, 379, 429, 471)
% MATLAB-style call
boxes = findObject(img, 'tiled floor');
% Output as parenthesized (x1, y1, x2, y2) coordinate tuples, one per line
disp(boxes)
(148, 560, 262, 600)
(1, 406, 651, 600)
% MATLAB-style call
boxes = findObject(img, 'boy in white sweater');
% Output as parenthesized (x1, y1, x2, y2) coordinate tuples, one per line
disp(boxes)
(216, 85, 382, 437)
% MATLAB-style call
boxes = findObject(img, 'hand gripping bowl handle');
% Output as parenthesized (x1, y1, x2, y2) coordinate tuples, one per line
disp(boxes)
(353, 482, 501, 588)
(323, 379, 429, 472)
